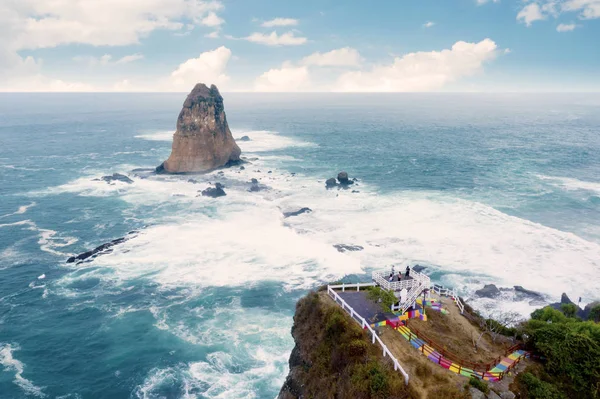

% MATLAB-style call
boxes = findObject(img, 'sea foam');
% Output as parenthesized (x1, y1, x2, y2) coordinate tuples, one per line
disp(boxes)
(0, 343, 45, 397)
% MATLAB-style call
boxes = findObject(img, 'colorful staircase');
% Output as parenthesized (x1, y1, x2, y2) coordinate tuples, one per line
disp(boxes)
(396, 324, 527, 381)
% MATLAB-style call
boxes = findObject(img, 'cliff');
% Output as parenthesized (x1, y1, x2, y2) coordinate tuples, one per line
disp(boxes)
(158, 83, 241, 173)
(278, 291, 417, 399)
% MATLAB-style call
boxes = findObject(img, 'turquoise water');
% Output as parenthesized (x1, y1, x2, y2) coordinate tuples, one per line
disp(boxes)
(1, 93, 600, 398)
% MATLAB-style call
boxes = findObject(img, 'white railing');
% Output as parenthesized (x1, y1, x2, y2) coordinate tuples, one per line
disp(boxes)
(327, 285, 410, 385)
(372, 270, 431, 293)
(328, 282, 377, 291)
(374, 270, 431, 314)
(430, 284, 464, 314)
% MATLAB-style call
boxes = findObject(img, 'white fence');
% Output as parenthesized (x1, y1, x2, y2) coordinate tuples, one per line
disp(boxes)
(327, 284, 410, 385)
(430, 284, 465, 314)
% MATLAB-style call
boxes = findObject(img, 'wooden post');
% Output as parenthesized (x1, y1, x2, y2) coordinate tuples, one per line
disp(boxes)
(342, 283, 345, 292)
(357, 284, 359, 292)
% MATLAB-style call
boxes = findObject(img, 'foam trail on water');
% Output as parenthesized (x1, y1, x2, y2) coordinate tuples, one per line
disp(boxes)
(134, 306, 292, 399)
(134, 131, 174, 141)
(537, 174, 600, 195)
(233, 130, 317, 152)
(0, 344, 46, 397)
(0, 220, 77, 257)
(0, 202, 36, 219)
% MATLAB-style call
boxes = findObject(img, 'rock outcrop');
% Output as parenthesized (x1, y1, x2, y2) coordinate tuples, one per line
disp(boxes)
(200, 183, 226, 198)
(158, 83, 241, 173)
(95, 173, 134, 184)
(283, 207, 312, 218)
(332, 244, 364, 253)
(475, 284, 501, 299)
(66, 231, 138, 264)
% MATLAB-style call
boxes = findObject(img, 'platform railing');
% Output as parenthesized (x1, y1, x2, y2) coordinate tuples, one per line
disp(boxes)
(430, 283, 465, 314)
(327, 284, 410, 385)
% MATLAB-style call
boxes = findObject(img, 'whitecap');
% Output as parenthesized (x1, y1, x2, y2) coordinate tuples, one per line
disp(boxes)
(233, 130, 317, 152)
(0, 202, 36, 219)
(134, 131, 174, 141)
(536, 174, 600, 195)
(0, 343, 46, 397)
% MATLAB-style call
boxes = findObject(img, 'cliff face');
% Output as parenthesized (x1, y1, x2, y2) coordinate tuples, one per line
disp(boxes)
(279, 291, 415, 399)
(160, 83, 241, 173)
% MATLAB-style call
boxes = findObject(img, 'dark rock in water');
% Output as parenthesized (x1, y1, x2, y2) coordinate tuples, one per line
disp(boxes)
(248, 178, 267, 192)
(337, 171, 353, 186)
(333, 244, 364, 253)
(66, 232, 138, 264)
(351, 190, 360, 193)
(268, 171, 272, 174)
(475, 284, 501, 299)
(238, 135, 251, 142)
(561, 293, 574, 305)
(201, 182, 226, 198)
(514, 286, 545, 300)
(155, 162, 166, 174)
(412, 265, 426, 273)
(97, 173, 133, 184)
(283, 207, 312, 218)
(325, 178, 338, 189)
(187, 179, 199, 184)
(240, 166, 245, 170)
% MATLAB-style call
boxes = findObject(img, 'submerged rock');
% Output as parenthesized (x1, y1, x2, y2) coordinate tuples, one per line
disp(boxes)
(158, 83, 241, 173)
(96, 173, 133, 184)
(238, 135, 251, 142)
(333, 244, 364, 253)
(325, 178, 338, 189)
(514, 285, 545, 301)
(337, 171, 353, 186)
(283, 207, 312, 218)
(66, 231, 138, 264)
(200, 182, 226, 198)
(475, 284, 501, 299)
(248, 178, 267, 192)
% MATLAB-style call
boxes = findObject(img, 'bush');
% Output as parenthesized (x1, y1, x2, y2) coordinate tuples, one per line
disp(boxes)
(524, 306, 600, 399)
(517, 372, 566, 399)
(468, 377, 489, 394)
(589, 304, 600, 323)
(366, 286, 397, 311)
(561, 303, 578, 318)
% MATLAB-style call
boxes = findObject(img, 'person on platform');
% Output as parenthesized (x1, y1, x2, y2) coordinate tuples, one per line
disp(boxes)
(405, 265, 410, 278)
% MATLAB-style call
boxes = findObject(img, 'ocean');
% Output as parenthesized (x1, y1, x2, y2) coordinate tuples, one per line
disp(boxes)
(1, 92, 599, 398)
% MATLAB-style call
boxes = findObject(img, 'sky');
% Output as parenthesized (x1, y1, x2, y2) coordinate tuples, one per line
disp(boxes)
(0, 0, 599, 92)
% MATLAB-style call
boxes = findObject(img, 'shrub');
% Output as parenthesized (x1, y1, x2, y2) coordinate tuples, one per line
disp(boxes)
(366, 286, 398, 311)
(589, 304, 600, 323)
(560, 303, 578, 318)
(468, 377, 489, 394)
(517, 372, 566, 399)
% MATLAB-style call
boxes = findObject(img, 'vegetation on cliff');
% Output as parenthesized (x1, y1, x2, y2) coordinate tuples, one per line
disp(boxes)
(279, 291, 417, 399)
(511, 305, 600, 399)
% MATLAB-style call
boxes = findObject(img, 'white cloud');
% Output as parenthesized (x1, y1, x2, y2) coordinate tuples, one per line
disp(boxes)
(244, 31, 307, 46)
(557, 22, 578, 31)
(301, 48, 362, 67)
(169, 46, 231, 90)
(201, 11, 224, 27)
(72, 53, 143, 67)
(2, 0, 224, 50)
(205, 31, 220, 38)
(562, 0, 600, 19)
(261, 18, 299, 27)
(254, 64, 310, 92)
(115, 53, 144, 64)
(517, 3, 546, 26)
(423, 21, 435, 28)
(516, 0, 600, 28)
(476, 0, 500, 4)
(334, 39, 499, 92)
